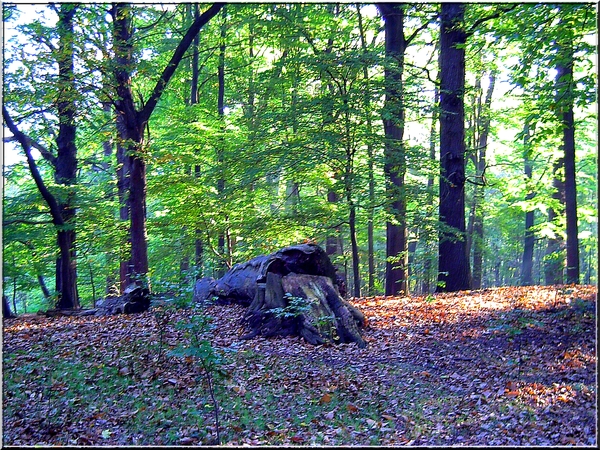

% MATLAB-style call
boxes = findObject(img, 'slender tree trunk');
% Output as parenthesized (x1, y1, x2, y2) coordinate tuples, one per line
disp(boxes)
(190, 4, 204, 278)
(544, 158, 565, 285)
(423, 83, 439, 294)
(520, 123, 535, 285)
(437, 3, 471, 292)
(38, 275, 52, 300)
(556, 39, 579, 284)
(471, 72, 495, 289)
(357, 5, 376, 295)
(520, 126, 536, 285)
(378, 3, 408, 296)
(216, 5, 227, 278)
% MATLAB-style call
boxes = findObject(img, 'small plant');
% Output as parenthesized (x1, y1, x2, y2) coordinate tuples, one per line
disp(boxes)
(425, 294, 436, 303)
(269, 293, 315, 319)
(169, 313, 224, 445)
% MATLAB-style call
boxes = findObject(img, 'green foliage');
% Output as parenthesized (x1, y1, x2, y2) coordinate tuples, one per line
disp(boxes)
(269, 293, 315, 319)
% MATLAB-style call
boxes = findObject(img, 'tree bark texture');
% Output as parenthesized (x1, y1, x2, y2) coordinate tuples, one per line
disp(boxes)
(437, 3, 472, 292)
(378, 3, 408, 296)
(51, 4, 80, 309)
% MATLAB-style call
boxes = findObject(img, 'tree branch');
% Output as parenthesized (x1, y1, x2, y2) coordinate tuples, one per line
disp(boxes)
(140, 3, 225, 124)
(465, 4, 519, 37)
(3, 106, 64, 226)
(3, 135, 57, 166)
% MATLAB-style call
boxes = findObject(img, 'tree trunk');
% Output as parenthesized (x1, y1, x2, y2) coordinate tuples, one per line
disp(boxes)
(437, 3, 471, 292)
(52, 4, 80, 309)
(357, 6, 376, 296)
(470, 72, 495, 289)
(378, 3, 408, 296)
(215, 6, 228, 278)
(423, 83, 439, 294)
(520, 123, 535, 285)
(544, 157, 565, 285)
(3, 294, 16, 318)
(556, 38, 579, 284)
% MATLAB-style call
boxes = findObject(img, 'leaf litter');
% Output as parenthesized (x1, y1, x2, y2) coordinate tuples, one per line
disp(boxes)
(2, 284, 596, 446)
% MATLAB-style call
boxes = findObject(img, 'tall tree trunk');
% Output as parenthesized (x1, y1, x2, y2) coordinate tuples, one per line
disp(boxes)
(3, 106, 77, 307)
(115, 114, 133, 291)
(423, 83, 439, 294)
(215, 5, 228, 278)
(190, 3, 204, 278)
(556, 38, 579, 284)
(437, 3, 471, 292)
(378, 3, 408, 296)
(53, 4, 80, 309)
(520, 123, 536, 286)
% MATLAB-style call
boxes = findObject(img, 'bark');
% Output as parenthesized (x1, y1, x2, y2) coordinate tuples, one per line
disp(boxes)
(437, 3, 471, 292)
(470, 72, 495, 289)
(193, 244, 365, 347)
(357, 7, 376, 295)
(3, 107, 81, 309)
(215, 5, 228, 278)
(544, 158, 565, 285)
(3, 295, 16, 318)
(190, 4, 204, 278)
(378, 3, 408, 296)
(423, 83, 439, 294)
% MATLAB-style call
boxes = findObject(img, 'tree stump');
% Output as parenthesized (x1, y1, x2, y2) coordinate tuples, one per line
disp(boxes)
(194, 243, 366, 347)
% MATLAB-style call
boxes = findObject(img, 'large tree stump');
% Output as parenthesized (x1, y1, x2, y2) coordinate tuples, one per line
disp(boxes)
(194, 244, 366, 347)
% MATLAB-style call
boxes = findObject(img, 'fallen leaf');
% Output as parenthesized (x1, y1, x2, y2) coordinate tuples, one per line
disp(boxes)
(319, 393, 332, 404)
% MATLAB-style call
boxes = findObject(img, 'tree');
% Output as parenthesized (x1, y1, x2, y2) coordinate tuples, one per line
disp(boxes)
(3, 4, 80, 309)
(520, 123, 536, 286)
(555, 21, 579, 284)
(378, 3, 408, 296)
(437, 3, 471, 292)
(109, 2, 224, 288)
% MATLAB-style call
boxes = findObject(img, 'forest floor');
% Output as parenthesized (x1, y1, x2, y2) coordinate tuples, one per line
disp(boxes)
(2, 285, 597, 446)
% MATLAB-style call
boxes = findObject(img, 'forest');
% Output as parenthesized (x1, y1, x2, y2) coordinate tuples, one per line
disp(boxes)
(2, 3, 597, 312)
(2, 2, 597, 446)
